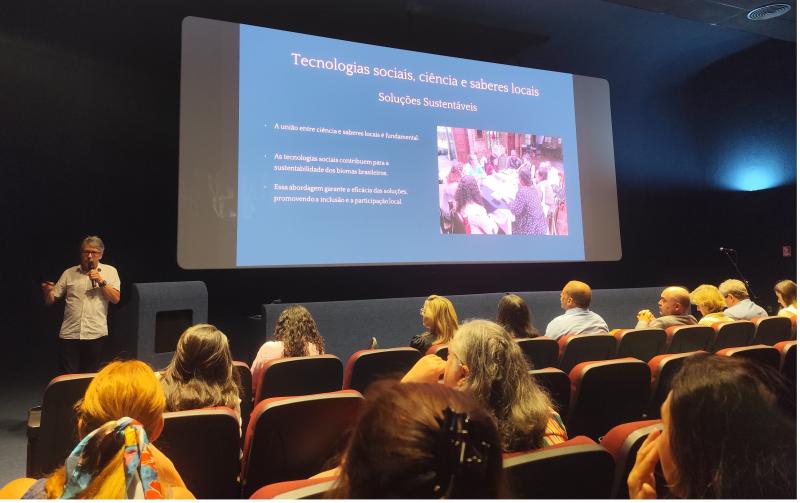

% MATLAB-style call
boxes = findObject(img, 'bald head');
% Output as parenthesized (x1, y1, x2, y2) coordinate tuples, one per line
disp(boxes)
(658, 286, 691, 316)
(561, 280, 592, 309)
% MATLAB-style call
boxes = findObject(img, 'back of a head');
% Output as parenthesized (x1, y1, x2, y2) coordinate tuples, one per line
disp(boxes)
(162, 323, 240, 412)
(426, 295, 459, 344)
(564, 280, 591, 309)
(667, 354, 795, 498)
(689, 284, 725, 314)
(775, 279, 797, 307)
(450, 320, 553, 451)
(718, 279, 749, 300)
(332, 381, 502, 499)
(79, 360, 164, 437)
(274, 305, 325, 356)
(496, 294, 537, 338)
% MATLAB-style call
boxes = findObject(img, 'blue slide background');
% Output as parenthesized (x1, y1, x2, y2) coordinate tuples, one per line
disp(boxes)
(236, 23, 584, 266)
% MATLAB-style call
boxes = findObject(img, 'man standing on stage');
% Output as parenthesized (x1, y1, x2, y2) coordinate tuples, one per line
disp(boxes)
(41, 235, 121, 373)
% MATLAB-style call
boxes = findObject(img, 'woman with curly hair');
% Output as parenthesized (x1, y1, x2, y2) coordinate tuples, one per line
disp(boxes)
(410, 295, 459, 353)
(160, 323, 242, 422)
(250, 305, 326, 394)
(453, 175, 498, 234)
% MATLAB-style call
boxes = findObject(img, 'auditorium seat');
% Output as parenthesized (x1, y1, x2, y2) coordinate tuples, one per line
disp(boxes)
(647, 352, 701, 418)
(26, 373, 96, 478)
(663, 325, 714, 353)
(156, 407, 241, 499)
(529, 368, 570, 415)
(249, 477, 337, 499)
(709, 320, 755, 352)
(241, 390, 364, 498)
(775, 340, 796, 388)
(426, 343, 448, 359)
(233, 360, 253, 438)
(254, 354, 343, 404)
(557, 334, 617, 373)
(342, 348, 421, 393)
(502, 436, 615, 498)
(600, 420, 663, 498)
(566, 358, 650, 440)
(716, 344, 781, 369)
(752, 316, 793, 346)
(517, 337, 559, 369)
(613, 328, 666, 362)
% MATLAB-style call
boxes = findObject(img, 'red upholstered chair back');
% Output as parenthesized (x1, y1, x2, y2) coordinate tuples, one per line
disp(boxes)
(529, 367, 570, 415)
(426, 343, 449, 359)
(600, 420, 663, 498)
(249, 476, 337, 499)
(557, 334, 617, 373)
(567, 358, 651, 440)
(614, 328, 666, 362)
(241, 390, 364, 498)
(502, 436, 614, 498)
(775, 340, 796, 387)
(753, 316, 793, 346)
(517, 336, 559, 369)
(342, 348, 421, 393)
(156, 407, 242, 499)
(26, 372, 96, 478)
(664, 325, 714, 353)
(233, 360, 253, 440)
(709, 320, 755, 352)
(647, 351, 702, 418)
(254, 354, 343, 404)
(716, 344, 781, 370)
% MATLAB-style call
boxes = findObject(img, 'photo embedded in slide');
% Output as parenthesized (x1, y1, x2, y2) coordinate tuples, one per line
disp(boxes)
(437, 126, 568, 236)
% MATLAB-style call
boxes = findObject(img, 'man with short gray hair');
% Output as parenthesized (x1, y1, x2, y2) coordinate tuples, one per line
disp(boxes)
(719, 279, 767, 320)
(41, 235, 121, 373)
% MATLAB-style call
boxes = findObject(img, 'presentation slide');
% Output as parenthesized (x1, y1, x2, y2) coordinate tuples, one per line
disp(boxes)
(178, 17, 621, 268)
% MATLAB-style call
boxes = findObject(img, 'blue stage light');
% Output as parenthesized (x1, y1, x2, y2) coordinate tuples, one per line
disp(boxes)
(718, 144, 793, 191)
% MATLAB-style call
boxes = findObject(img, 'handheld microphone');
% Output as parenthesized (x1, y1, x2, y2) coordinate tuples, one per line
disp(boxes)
(89, 260, 98, 288)
(719, 247, 736, 253)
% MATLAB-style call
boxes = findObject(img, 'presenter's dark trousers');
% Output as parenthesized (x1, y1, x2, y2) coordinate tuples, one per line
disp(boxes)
(59, 337, 106, 373)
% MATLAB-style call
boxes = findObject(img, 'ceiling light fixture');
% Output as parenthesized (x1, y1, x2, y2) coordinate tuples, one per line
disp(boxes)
(746, 3, 792, 20)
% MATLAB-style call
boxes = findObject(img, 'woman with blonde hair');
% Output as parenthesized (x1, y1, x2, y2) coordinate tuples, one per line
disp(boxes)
(410, 295, 459, 353)
(0, 360, 193, 499)
(774, 279, 797, 318)
(160, 324, 241, 421)
(251, 305, 326, 393)
(689, 284, 734, 326)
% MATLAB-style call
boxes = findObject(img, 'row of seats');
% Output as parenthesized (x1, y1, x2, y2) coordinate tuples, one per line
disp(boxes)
(251, 420, 665, 499)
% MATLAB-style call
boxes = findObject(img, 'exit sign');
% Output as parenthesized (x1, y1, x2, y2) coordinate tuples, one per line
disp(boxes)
(783, 245, 792, 257)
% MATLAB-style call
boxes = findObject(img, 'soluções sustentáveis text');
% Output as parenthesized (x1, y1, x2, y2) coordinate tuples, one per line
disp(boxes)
(377, 92, 478, 112)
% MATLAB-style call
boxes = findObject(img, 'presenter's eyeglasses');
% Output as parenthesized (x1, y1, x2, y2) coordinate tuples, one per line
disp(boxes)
(81, 250, 101, 256)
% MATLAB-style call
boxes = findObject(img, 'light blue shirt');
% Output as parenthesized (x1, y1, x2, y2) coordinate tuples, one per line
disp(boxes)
(724, 299, 768, 320)
(545, 307, 609, 340)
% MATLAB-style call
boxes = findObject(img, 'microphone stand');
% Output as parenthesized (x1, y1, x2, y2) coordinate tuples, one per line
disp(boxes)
(720, 249, 760, 304)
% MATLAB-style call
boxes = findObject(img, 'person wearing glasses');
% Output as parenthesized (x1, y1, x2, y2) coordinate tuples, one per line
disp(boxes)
(41, 235, 120, 373)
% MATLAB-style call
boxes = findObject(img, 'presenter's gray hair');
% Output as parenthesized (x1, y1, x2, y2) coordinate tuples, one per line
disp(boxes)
(81, 235, 105, 252)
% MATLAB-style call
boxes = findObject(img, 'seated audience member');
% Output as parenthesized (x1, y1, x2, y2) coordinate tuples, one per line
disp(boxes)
(0, 360, 193, 499)
(774, 279, 797, 318)
(689, 284, 734, 326)
(545, 280, 609, 340)
(636, 287, 697, 330)
(404, 319, 568, 451)
(628, 354, 795, 499)
(718, 279, 767, 320)
(327, 382, 502, 498)
(496, 293, 541, 338)
(453, 176, 498, 234)
(410, 295, 459, 353)
(508, 164, 547, 235)
(251, 305, 325, 394)
(160, 324, 241, 422)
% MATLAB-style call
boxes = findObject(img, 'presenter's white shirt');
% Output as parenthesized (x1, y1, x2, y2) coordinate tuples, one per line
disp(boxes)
(52, 263, 121, 340)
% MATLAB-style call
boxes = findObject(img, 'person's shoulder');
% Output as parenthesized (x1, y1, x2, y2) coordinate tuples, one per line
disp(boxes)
(0, 477, 39, 499)
(99, 263, 118, 273)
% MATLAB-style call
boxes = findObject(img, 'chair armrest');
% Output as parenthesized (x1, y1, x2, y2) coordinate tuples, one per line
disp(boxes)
(27, 406, 42, 438)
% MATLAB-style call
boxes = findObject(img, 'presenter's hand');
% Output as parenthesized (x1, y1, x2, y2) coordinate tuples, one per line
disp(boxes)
(41, 281, 54, 293)
(88, 269, 103, 285)
(627, 429, 661, 499)
(637, 309, 655, 322)
(402, 354, 446, 384)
